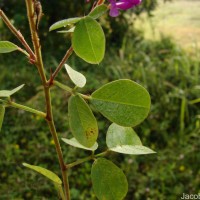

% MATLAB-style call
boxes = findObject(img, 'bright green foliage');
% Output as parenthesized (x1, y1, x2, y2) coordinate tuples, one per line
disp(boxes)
(65, 64, 86, 88)
(91, 158, 128, 200)
(91, 80, 151, 127)
(0, 105, 5, 132)
(89, 5, 108, 19)
(62, 137, 98, 151)
(0, 41, 18, 53)
(106, 123, 155, 155)
(23, 163, 62, 185)
(72, 16, 105, 64)
(68, 95, 98, 147)
(49, 17, 82, 31)
(0, 84, 24, 98)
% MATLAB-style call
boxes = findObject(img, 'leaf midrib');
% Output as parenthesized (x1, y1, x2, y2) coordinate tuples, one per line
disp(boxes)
(83, 17, 98, 64)
(92, 97, 149, 109)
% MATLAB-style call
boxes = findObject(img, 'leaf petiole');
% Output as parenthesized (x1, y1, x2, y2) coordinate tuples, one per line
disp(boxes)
(53, 81, 73, 93)
(6, 100, 46, 118)
(66, 150, 109, 169)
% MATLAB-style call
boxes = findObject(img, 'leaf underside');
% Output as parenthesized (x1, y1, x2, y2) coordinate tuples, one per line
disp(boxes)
(23, 163, 62, 185)
(0, 41, 18, 53)
(62, 137, 98, 151)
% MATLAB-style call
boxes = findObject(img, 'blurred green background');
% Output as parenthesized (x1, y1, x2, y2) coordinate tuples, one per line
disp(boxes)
(0, 0, 199, 199)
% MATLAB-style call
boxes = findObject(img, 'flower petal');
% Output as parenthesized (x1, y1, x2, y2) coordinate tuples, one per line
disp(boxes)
(116, 0, 141, 10)
(109, 0, 120, 17)
(109, 6, 119, 17)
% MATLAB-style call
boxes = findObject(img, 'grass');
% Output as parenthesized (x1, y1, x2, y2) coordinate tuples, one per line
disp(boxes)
(134, 0, 200, 52)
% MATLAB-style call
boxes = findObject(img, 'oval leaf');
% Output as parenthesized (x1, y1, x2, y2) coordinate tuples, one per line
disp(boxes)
(23, 163, 62, 185)
(106, 123, 155, 155)
(0, 105, 5, 132)
(72, 16, 105, 64)
(91, 79, 151, 127)
(89, 5, 108, 19)
(68, 95, 98, 147)
(49, 17, 82, 31)
(65, 64, 86, 88)
(0, 41, 18, 53)
(62, 137, 98, 151)
(0, 84, 25, 98)
(91, 158, 128, 200)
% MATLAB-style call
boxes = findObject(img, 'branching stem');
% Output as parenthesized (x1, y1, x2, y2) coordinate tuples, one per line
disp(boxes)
(25, 1, 70, 199)
(0, 9, 36, 62)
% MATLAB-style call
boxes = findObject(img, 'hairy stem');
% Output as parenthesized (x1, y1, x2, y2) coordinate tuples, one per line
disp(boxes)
(0, 9, 36, 62)
(25, 1, 70, 199)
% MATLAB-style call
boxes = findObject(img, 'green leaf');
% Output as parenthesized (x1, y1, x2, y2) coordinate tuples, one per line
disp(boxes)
(57, 27, 75, 33)
(106, 123, 156, 155)
(110, 145, 156, 155)
(91, 79, 151, 127)
(49, 17, 82, 31)
(23, 163, 62, 185)
(0, 105, 5, 132)
(89, 5, 108, 19)
(72, 16, 105, 64)
(91, 158, 128, 200)
(0, 41, 18, 53)
(106, 123, 142, 147)
(0, 84, 25, 98)
(62, 137, 98, 151)
(54, 184, 65, 200)
(68, 95, 98, 147)
(65, 64, 86, 88)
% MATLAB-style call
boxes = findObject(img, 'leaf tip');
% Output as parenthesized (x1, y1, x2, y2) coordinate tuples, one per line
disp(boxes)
(22, 163, 28, 167)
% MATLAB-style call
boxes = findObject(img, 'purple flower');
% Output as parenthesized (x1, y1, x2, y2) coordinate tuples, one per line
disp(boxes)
(109, 0, 142, 17)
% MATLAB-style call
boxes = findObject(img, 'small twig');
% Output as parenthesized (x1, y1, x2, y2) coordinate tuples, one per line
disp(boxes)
(0, 9, 36, 62)
(48, 46, 73, 86)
